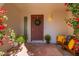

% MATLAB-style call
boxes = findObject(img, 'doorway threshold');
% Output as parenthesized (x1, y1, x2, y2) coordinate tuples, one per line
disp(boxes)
(29, 40, 45, 43)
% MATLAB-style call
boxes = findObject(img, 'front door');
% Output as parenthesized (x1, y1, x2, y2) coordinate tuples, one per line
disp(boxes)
(31, 15, 44, 41)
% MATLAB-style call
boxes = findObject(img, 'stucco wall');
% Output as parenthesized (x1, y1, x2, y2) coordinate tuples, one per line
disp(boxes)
(0, 3, 4, 7)
(3, 4, 23, 35)
(21, 4, 69, 43)
(2, 4, 69, 43)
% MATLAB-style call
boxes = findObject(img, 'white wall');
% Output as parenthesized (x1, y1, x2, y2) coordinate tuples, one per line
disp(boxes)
(45, 11, 68, 43)
(2, 4, 69, 43)
(3, 4, 24, 35)
(21, 4, 69, 43)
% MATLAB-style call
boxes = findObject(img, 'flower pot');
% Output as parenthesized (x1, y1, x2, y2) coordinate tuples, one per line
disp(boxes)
(45, 34, 51, 44)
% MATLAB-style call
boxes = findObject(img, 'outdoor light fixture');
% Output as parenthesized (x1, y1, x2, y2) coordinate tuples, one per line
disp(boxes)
(48, 14, 53, 22)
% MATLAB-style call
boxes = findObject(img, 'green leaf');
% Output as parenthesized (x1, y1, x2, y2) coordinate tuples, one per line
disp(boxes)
(15, 35, 27, 44)
(72, 21, 78, 27)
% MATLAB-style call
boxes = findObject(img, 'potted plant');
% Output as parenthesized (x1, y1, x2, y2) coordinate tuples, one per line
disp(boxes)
(45, 34, 51, 44)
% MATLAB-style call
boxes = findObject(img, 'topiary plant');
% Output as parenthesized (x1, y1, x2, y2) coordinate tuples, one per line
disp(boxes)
(45, 34, 51, 44)
(15, 35, 27, 45)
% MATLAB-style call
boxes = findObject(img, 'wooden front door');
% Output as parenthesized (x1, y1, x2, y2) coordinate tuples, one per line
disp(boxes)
(31, 15, 44, 41)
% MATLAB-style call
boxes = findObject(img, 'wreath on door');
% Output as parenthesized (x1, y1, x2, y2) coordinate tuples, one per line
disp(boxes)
(34, 19, 41, 26)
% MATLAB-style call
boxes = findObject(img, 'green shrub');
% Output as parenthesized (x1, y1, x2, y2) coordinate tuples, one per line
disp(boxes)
(45, 34, 51, 44)
(15, 35, 27, 45)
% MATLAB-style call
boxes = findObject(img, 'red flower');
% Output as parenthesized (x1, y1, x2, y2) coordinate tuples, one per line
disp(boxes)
(77, 24, 79, 28)
(0, 40, 3, 46)
(68, 23, 72, 27)
(0, 18, 4, 23)
(2, 35, 9, 40)
(8, 40, 13, 46)
(2, 38, 7, 41)
(0, 8, 7, 14)
(75, 40, 79, 43)
(76, 18, 79, 22)
(72, 46, 75, 49)
(0, 25, 6, 30)
(64, 3, 68, 6)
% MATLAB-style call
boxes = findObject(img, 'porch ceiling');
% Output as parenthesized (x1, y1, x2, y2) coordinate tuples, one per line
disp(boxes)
(13, 3, 66, 12)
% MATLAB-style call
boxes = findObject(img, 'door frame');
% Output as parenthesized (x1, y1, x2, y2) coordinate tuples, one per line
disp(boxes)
(31, 15, 44, 41)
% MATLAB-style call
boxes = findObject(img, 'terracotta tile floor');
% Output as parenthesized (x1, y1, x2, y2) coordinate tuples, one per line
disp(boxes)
(26, 43, 73, 56)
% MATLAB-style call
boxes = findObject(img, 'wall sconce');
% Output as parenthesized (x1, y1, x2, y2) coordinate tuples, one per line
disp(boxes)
(48, 14, 53, 22)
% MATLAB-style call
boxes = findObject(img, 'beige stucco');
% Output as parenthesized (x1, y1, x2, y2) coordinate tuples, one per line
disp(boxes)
(0, 3, 70, 43)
